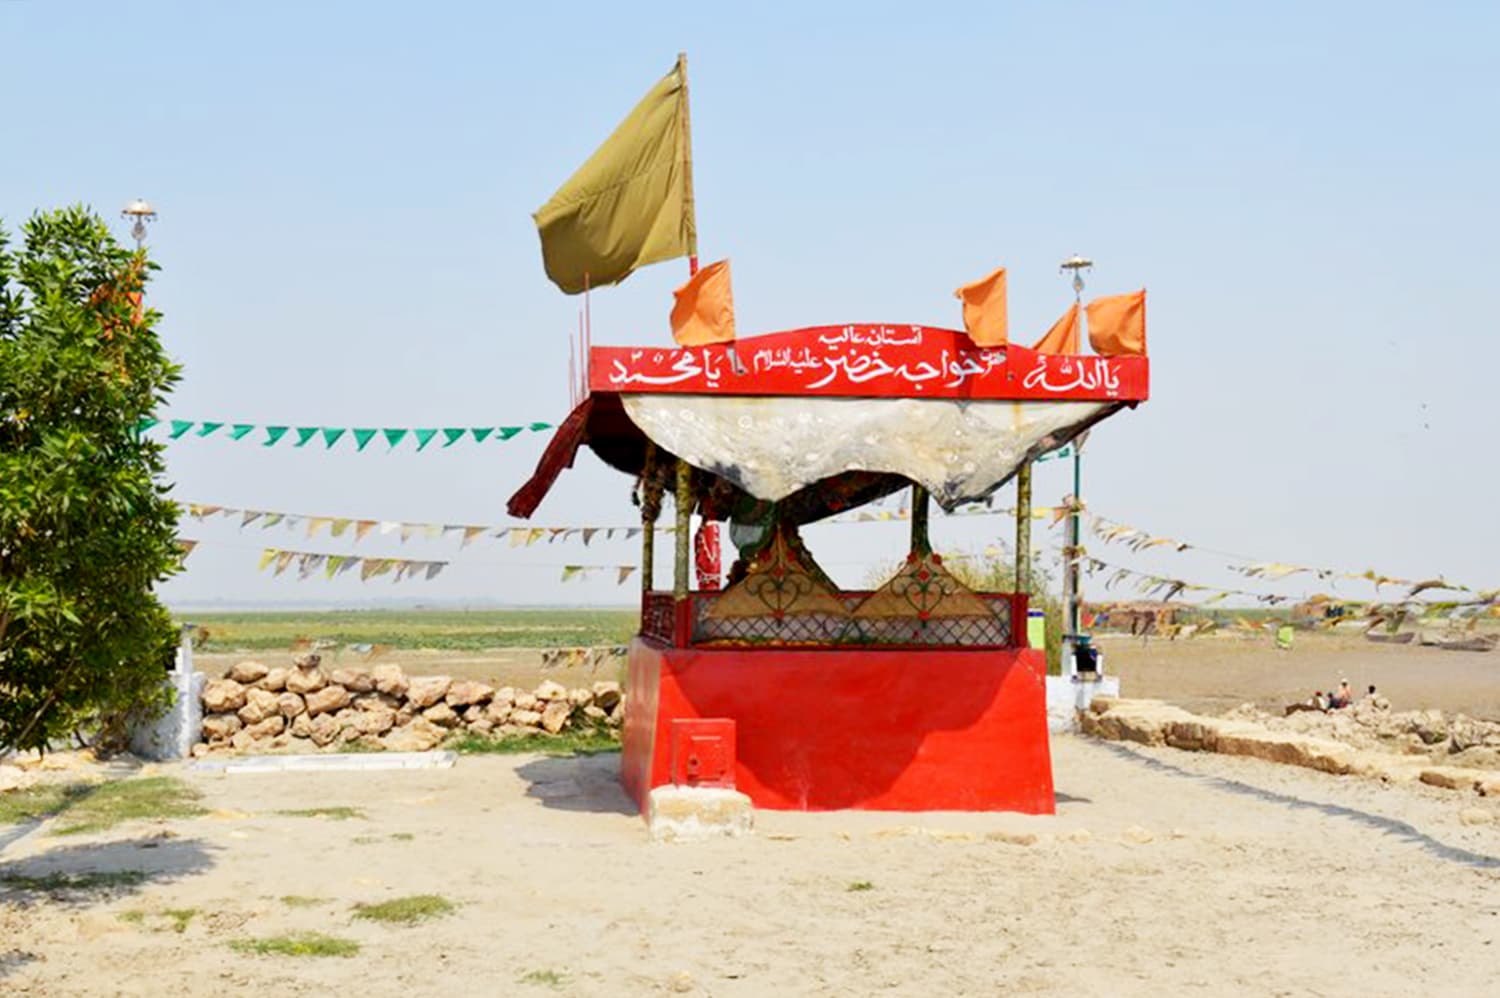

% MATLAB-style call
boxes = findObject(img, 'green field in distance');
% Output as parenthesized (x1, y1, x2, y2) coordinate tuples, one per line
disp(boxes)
(179, 608, 638, 652)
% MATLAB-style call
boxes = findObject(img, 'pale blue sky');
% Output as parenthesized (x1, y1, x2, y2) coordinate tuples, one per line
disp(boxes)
(3, 1, 1496, 607)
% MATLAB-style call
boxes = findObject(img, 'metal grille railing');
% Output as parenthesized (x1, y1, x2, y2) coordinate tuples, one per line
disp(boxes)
(683, 591, 1016, 648)
(641, 592, 677, 644)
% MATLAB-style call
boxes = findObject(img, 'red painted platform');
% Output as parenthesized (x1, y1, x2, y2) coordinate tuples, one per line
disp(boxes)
(621, 639, 1055, 813)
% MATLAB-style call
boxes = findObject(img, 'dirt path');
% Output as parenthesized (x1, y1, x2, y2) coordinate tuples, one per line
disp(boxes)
(3, 737, 1498, 996)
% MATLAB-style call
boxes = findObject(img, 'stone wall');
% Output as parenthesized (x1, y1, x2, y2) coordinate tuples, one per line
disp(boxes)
(193, 653, 622, 757)
(1080, 697, 1500, 798)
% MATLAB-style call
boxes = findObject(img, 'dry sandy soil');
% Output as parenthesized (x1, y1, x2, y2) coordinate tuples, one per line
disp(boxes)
(2, 735, 1499, 997)
(1099, 631, 1500, 721)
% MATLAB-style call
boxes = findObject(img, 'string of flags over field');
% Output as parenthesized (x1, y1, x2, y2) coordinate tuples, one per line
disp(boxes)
(136, 419, 552, 449)
(172, 495, 1499, 610)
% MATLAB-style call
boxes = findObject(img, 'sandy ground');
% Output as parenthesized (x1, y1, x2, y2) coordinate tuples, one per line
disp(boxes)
(1100, 632, 1500, 721)
(3, 737, 1499, 997)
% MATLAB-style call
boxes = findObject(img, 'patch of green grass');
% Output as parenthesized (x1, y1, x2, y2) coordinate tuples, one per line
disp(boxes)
(230, 932, 360, 958)
(0, 783, 93, 826)
(847, 880, 875, 892)
(1, 870, 147, 893)
(389, 832, 415, 842)
(273, 806, 365, 821)
(120, 908, 199, 933)
(162, 908, 198, 933)
(519, 969, 566, 988)
(351, 893, 456, 925)
(448, 729, 619, 756)
(279, 895, 330, 908)
(182, 608, 637, 653)
(49, 777, 205, 836)
(350, 835, 380, 845)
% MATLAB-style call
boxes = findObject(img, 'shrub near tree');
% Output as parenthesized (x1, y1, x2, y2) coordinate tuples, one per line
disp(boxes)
(0, 206, 182, 754)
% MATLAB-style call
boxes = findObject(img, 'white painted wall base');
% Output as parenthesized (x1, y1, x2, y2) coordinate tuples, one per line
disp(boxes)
(1046, 674, 1120, 733)
(648, 786, 754, 842)
(128, 632, 204, 761)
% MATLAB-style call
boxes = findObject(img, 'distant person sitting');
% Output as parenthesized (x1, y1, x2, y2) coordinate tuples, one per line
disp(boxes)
(1328, 680, 1354, 709)
(1285, 691, 1327, 716)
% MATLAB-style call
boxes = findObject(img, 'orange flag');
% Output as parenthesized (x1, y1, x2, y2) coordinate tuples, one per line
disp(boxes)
(954, 265, 1008, 347)
(1086, 290, 1147, 356)
(670, 259, 736, 346)
(1031, 303, 1079, 354)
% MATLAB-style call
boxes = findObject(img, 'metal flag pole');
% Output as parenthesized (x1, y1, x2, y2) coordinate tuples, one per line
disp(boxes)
(1059, 254, 1093, 679)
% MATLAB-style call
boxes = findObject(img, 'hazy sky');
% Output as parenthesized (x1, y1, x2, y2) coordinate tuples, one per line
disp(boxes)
(3, 1, 1496, 608)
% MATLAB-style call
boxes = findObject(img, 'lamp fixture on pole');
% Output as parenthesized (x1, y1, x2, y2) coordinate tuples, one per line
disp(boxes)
(121, 198, 157, 250)
(1059, 254, 1092, 304)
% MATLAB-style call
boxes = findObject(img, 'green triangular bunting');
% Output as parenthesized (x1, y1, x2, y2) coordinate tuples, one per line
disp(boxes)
(413, 428, 437, 451)
(263, 426, 289, 447)
(497, 426, 522, 440)
(322, 427, 347, 449)
(135, 417, 159, 434)
(352, 428, 377, 451)
(229, 424, 255, 440)
(195, 421, 224, 438)
(382, 428, 408, 449)
(442, 428, 466, 447)
(470, 427, 494, 443)
(294, 427, 319, 447)
(169, 419, 194, 439)
(528, 421, 552, 431)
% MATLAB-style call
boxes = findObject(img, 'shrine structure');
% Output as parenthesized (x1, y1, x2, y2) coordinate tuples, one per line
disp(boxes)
(510, 323, 1149, 813)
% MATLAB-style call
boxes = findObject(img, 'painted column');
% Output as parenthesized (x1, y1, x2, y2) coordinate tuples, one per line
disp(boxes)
(673, 459, 692, 599)
(639, 443, 660, 593)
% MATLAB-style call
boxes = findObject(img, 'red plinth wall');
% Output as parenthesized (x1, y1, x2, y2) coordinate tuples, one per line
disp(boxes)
(621, 639, 1055, 813)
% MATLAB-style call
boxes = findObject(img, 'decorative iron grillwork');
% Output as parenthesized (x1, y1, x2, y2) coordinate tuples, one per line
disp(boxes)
(689, 591, 1015, 648)
(641, 592, 677, 644)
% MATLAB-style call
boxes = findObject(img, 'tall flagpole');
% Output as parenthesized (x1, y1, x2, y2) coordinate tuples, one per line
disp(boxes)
(679, 51, 699, 278)
(674, 51, 721, 596)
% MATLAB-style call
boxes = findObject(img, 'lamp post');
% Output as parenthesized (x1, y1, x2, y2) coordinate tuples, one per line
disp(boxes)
(121, 198, 157, 250)
(1058, 254, 1092, 679)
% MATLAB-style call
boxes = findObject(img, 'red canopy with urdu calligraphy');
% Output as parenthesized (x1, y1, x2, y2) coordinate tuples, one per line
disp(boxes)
(509, 323, 1148, 518)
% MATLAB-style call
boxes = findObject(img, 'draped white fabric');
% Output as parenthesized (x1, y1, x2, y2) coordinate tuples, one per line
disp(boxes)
(622, 394, 1108, 509)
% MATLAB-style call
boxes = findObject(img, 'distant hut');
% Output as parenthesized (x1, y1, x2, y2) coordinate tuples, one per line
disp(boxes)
(1087, 600, 1181, 637)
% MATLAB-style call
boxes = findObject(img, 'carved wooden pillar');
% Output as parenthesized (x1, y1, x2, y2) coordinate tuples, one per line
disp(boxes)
(1015, 462, 1032, 593)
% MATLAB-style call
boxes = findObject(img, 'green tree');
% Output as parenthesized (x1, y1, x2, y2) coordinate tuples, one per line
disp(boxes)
(0, 206, 182, 754)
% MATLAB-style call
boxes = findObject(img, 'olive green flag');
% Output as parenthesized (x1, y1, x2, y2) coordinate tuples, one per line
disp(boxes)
(533, 54, 696, 294)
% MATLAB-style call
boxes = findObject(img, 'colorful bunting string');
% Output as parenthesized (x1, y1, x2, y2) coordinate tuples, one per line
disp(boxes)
(254, 547, 448, 583)
(559, 564, 638, 585)
(185, 503, 653, 546)
(135, 418, 553, 450)
(1084, 513, 1489, 600)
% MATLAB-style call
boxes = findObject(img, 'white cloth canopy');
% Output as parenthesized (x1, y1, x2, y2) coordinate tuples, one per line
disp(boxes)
(622, 394, 1110, 509)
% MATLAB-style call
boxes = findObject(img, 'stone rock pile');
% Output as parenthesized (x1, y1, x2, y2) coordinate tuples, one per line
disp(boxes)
(194, 653, 623, 756)
(1082, 697, 1500, 797)
(1221, 701, 1500, 771)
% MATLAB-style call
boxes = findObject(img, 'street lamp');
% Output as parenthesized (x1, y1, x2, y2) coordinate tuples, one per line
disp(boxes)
(1060, 254, 1092, 302)
(1057, 254, 1093, 679)
(121, 198, 157, 250)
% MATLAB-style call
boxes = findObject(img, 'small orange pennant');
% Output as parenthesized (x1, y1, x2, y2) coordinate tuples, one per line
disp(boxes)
(1031, 303, 1080, 354)
(1085, 289, 1146, 356)
(954, 265, 1008, 347)
(670, 259, 736, 346)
